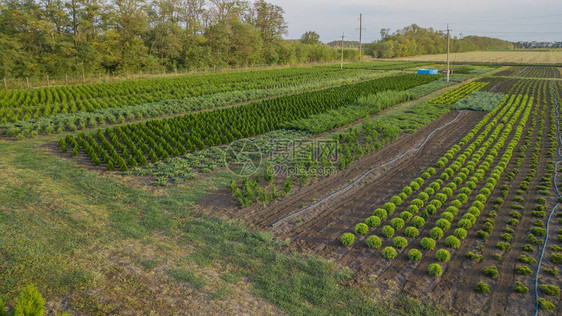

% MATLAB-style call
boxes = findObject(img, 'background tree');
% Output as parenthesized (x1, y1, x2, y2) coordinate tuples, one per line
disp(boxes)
(367, 24, 512, 58)
(0, 3, 514, 79)
(300, 31, 320, 45)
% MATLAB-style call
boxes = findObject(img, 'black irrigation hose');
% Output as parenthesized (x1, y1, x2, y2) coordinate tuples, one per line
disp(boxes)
(271, 110, 466, 227)
(534, 81, 562, 316)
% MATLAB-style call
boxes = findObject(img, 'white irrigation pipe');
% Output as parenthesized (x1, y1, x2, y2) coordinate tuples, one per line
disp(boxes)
(271, 110, 465, 227)
(534, 81, 561, 316)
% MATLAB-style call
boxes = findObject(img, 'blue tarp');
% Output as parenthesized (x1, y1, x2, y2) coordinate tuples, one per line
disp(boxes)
(417, 69, 439, 75)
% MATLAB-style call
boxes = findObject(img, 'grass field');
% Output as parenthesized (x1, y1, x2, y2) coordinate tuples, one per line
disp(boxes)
(390, 50, 562, 65)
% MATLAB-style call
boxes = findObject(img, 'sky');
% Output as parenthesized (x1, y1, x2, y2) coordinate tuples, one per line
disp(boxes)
(266, 0, 562, 43)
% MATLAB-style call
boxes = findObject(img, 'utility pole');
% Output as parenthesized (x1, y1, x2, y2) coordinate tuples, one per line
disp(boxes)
(358, 14, 365, 62)
(446, 23, 451, 82)
(341, 33, 345, 69)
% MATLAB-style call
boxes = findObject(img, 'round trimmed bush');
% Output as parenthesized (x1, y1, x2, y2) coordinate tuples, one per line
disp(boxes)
(405, 226, 419, 238)
(366, 235, 382, 248)
(436, 219, 451, 231)
(496, 242, 511, 251)
(550, 253, 562, 264)
(445, 235, 461, 249)
(428, 263, 442, 276)
(440, 212, 454, 222)
(459, 187, 471, 195)
(475, 194, 487, 203)
(464, 181, 476, 190)
(430, 227, 444, 240)
(393, 237, 408, 249)
(514, 281, 529, 294)
(475, 281, 491, 294)
(447, 182, 457, 191)
(400, 211, 413, 221)
(340, 233, 355, 246)
(411, 198, 424, 208)
(456, 193, 468, 203)
(540, 284, 561, 296)
(403, 186, 413, 195)
(435, 193, 447, 203)
(365, 216, 382, 227)
(408, 249, 422, 261)
(421, 237, 436, 250)
(424, 187, 435, 196)
(382, 246, 398, 259)
(441, 187, 454, 197)
(407, 205, 419, 214)
(421, 172, 431, 180)
(410, 181, 420, 191)
(417, 192, 429, 202)
(467, 206, 480, 217)
(414, 177, 424, 186)
(398, 192, 408, 201)
(425, 205, 437, 215)
(463, 213, 477, 225)
(390, 218, 405, 230)
(436, 249, 451, 262)
(411, 216, 425, 228)
(383, 202, 396, 214)
(453, 228, 467, 240)
(472, 200, 484, 210)
(382, 225, 395, 238)
(390, 195, 402, 206)
(450, 199, 462, 208)
(355, 223, 369, 235)
(373, 208, 388, 220)
(458, 219, 473, 229)
(445, 206, 459, 215)
(538, 298, 555, 311)
(430, 199, 442, 209)
(429, 181, 440, 191)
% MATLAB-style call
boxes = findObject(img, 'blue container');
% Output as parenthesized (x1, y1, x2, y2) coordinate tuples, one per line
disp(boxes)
(417, 69, 438, 75)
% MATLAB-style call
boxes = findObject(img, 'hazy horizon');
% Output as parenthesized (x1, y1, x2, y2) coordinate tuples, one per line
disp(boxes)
(268, 0, 562, 43)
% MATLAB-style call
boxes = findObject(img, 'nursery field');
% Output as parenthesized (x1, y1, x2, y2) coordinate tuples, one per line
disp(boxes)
(392, 50, 562, 65)
(493, 66, 562, 79)
(205, 68, 562, 315)
(4, 61, 562, 315)
(0, 62, 426, 139)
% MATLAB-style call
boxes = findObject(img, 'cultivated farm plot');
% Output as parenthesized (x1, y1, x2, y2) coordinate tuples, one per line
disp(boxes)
(5, 60, 561, 315)
(494, 66, 562, 78)
(391, 50, 562, 65)
(214, 69, 562, 315)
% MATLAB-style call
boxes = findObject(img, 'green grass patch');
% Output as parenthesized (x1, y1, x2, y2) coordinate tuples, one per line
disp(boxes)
(284, 90, 416, 134)
(452, 91, 507, 112)
(167, 268, 207, 289)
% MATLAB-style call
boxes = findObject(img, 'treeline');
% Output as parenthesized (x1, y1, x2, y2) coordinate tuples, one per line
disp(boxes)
(0, 0, 353, 78)
(366, 24, 513, 58)
(513, 42, 562, 49)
